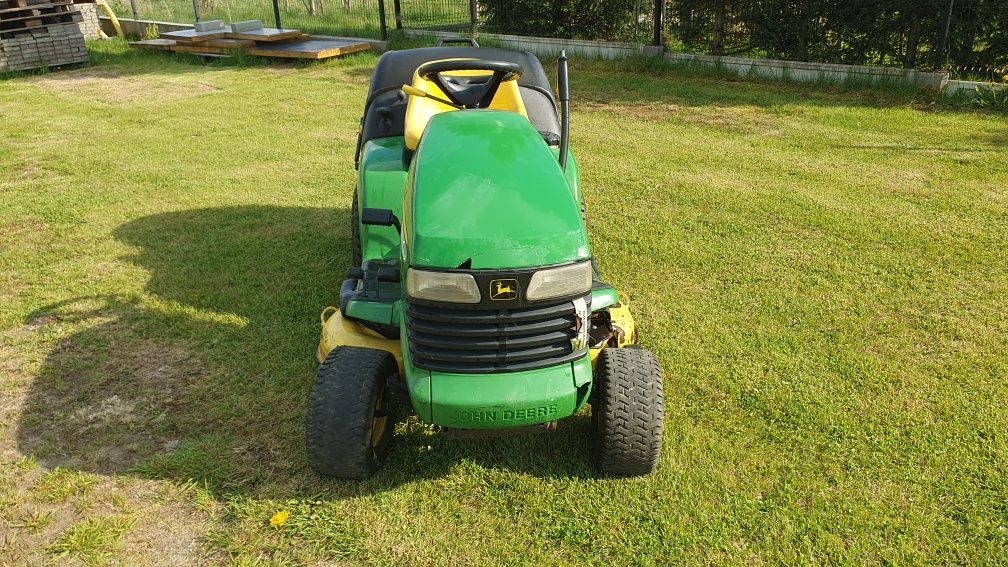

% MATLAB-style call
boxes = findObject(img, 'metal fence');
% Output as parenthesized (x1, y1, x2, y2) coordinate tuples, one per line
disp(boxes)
(657, 0, 1007, 80)
(107, 0, 387, 37)
(107, 0, 1007, 78)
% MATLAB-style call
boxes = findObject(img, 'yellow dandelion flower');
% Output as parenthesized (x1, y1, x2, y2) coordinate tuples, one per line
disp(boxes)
(269, 510, 290, 528)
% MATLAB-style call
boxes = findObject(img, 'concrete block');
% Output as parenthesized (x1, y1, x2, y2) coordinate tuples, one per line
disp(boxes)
(194, 19, 225, 32)
(229, 20, 263, 33)
(641, 45, 663, 58)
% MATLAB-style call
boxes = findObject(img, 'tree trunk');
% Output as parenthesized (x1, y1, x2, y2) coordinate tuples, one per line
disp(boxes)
(904, 14, 921, 68)
(712, 0, 726, 56)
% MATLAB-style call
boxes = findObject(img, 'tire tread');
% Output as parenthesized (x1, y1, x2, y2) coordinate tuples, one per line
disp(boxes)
(306, 346, 396, 479)
(592, 348, 664, 477)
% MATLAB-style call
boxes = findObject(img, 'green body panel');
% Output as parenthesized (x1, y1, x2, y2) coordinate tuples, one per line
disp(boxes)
(551, 147, 580, 203)
(400, 323, 433, 422)
(423, 354, 589, 429)
(353, 110, 600, 429)
(357, 137, 408, 261)
(591, 286, 619, 311)
(571, 354, 592, 388)
(405, 111, 590, 270)
(344, 298, 396, 325)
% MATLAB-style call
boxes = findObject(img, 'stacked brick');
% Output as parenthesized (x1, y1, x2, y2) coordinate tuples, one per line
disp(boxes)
(72, 2, 99, 39)
(0, 0, 88, 72)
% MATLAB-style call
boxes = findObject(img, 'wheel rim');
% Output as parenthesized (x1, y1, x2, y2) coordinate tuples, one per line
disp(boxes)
(370, 390, 388, 448)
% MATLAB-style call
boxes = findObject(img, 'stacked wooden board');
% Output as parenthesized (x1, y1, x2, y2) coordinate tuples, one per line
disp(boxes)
(130, 20, 370, 61)
(0, 0, 87, 72)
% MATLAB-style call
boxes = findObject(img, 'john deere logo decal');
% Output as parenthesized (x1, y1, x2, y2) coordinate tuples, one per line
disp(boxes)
(489, 279, 519, 301)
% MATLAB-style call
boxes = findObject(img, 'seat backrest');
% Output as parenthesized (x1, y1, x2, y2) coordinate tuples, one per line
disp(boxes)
(404, 58, 529, 150)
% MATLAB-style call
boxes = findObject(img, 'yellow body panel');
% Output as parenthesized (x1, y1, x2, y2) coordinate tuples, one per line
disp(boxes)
(317, 307, 404, 375)
(404, 58, 529, 150)
(589, 300, 639, 370)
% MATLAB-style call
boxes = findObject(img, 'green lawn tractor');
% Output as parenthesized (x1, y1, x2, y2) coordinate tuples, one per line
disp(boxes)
(306, 41, 664, 479)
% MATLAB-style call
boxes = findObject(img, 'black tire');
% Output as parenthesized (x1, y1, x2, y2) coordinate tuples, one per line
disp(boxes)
(351, 188, 362, 267)
(306, 347, 397, 479)
(591, 348, 664, 477)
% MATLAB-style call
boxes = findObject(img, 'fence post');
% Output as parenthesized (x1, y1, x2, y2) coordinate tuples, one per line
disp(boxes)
(393, 0, 402, 29)
(940, 0, 955, 69)
(191, 0, 200, 22)
(652, 0, 664, 47)
(378, 0, 388, 41)
(469, 0, 477, 36)
(272, 0, 282, 29)
(128, 0, 137, 19)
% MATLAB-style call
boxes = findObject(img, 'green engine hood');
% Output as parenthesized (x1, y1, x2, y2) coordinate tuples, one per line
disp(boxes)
(406, 110, 590, 270)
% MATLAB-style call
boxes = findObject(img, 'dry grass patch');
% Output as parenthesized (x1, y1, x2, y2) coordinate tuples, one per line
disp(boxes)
(28, 67, 222, 105)
(580, 100, 781, 133)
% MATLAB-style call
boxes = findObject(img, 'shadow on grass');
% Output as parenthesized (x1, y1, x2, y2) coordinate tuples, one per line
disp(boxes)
(16, 205, 593, 501)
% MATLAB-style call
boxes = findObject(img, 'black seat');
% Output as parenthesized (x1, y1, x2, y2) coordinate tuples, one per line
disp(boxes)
(356, 47, 561, 167)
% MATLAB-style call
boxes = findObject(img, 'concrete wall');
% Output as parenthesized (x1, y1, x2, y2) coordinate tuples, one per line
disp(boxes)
(406, 29, 953, 90)
(404, 29, 660, 60)
(943, 79, 1008, 96)
(662, 51, 948, 89)
(98, 17, 194, 38)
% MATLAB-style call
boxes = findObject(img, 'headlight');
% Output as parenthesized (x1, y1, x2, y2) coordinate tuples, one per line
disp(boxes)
(407, 268, 481, 303)
(526, 261, 592, 301)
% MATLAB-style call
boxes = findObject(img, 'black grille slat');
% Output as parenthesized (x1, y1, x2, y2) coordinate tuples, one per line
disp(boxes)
(408, 315, 576, 338)
(411, 343, 573, 363)
(406, 295, 589, 373)
(408, 329, 576, 350)
(409, 302, 576, 324)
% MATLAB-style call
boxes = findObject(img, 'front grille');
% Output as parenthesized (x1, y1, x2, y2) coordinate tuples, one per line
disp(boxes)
(407, 297, 589, 373)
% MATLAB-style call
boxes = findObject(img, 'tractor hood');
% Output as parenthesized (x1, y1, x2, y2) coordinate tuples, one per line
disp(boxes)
(406, 110, 590, 270)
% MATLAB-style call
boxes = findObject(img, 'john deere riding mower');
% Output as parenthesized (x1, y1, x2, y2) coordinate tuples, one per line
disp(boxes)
(306, 41, 664, 479)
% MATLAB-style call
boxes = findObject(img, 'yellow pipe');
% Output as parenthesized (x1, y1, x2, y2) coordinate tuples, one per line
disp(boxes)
(94, 0, 124, 39)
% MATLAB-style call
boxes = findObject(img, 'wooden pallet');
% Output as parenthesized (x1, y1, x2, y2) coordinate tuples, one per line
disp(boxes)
(204, 37, 254, 49)
(0, 2, 71, 14)
(130, 23, 372, 62)
(129, 38, 233, 58)
(227, 28, 303, 42)
(129, 38, 175, 50)
(0, 0, 78, 37)
(159, 27, 230, 43)
(247, 38, 371, 60)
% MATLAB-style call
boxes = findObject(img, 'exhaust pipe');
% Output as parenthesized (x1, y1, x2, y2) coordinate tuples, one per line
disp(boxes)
(558, 50, 570, 172)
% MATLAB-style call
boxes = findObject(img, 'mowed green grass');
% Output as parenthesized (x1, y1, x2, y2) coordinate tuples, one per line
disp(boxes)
(1, 39, 1007, 565)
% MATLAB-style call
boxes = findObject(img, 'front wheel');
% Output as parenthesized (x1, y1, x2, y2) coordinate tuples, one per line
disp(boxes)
(306, 347, 397, 479)
(591, 348, 664, 477)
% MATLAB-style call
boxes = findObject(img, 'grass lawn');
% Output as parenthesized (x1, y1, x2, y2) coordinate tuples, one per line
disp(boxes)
(1, 38, 1007, 565)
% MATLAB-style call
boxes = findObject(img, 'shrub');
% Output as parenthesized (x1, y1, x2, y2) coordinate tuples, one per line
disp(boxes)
(971, 84, 1008, 111)
(479, 0, 639, 41)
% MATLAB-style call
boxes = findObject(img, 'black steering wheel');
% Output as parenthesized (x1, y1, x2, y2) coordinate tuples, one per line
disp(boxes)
(416, 59, 523, 109)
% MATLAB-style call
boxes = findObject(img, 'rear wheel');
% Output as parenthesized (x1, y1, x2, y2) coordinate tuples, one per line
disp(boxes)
(306, 347, 397, 479)
(591, 348, 664, 477)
